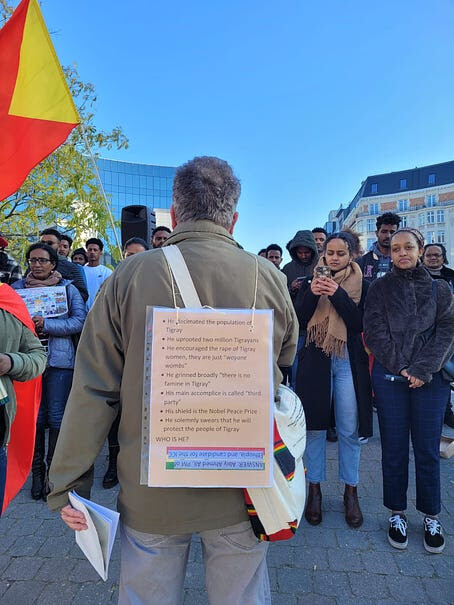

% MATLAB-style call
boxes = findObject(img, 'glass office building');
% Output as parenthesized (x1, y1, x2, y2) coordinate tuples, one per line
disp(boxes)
(96, 157, 176, 250)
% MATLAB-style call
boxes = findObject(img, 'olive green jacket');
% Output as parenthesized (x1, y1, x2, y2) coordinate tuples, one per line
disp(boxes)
(48, 221, 298, 534)
(0, 310, 47, 448)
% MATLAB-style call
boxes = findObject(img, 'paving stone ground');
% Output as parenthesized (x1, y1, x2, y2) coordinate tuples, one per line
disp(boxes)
(0, 412, 452, 604)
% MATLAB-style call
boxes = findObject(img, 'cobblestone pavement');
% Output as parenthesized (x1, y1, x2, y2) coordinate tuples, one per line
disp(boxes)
(0, 413, 452, 604)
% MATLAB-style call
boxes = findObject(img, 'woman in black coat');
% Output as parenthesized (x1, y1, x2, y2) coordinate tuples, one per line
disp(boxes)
(294, 232, 372, 529)
(364, 228, 454, 554)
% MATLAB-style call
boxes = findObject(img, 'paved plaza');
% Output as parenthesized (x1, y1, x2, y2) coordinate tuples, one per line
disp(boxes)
(0, 414, 452, 604)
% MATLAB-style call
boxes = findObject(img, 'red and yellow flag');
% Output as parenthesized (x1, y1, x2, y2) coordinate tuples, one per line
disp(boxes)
(0, 283, 42, 514)
(0, 0, 80, 201)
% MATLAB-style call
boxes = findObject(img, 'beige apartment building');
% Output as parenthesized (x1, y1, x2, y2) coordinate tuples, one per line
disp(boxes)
(336, 161, 454, 262)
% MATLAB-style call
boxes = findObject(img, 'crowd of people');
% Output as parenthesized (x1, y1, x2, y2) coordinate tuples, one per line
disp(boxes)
(0, 158, 453, 603)
(257, 213, 453, 555)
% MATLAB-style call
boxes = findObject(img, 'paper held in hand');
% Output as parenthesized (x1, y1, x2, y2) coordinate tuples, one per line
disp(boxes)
(142, 307, 274, 488)
(14, 286, 68, 318)
(68, 491, 119, 581)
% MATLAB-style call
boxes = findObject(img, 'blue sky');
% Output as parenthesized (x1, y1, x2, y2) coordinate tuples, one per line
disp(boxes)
(35, 1, 454, 254)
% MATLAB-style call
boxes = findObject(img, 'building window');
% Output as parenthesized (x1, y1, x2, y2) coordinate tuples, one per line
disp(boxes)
(400, 178, 407, 189)
(428, 173, 436, 185)
(436, 210, 445, 223)
(371, 183, 378, 194)
(367, 219, 375, 232)
(437, 231, 445, 243)
(369, 203, 379, 215)
(427, 211, 435, 224)
(398, 199, 409, 212)
(367, 238, 375, 250)
(401, 215, 408, 227)
(356, 220, 363, 232)
(418, 213, 425, 226)
(426, 194, 437, 207)
(427, 231, 435, 244)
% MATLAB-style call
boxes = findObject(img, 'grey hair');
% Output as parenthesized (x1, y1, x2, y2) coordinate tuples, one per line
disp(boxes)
(172, 156, 241, 229)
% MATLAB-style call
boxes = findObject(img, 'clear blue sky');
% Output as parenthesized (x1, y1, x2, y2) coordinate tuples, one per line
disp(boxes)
(37, 1, 454, 254)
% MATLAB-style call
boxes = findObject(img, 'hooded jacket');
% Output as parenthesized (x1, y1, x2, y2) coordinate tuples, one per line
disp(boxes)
(282, 230, 318, 294)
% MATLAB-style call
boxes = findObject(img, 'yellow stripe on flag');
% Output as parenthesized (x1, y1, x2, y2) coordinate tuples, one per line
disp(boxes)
(9, 0, 79, 124)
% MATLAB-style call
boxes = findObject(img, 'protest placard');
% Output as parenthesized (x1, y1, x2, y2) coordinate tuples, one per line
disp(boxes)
(144, 307, 274, 488)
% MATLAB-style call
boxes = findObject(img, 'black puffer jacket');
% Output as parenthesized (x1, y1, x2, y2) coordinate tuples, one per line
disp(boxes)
(282, 230, 318, 293)
(363, 264, 454, 383)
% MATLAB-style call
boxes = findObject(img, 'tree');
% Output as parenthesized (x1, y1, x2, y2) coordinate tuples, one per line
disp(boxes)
(0, 1, 128, 262)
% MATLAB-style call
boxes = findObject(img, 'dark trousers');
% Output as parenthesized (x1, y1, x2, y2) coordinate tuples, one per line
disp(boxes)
(372, 361, 448, 515)
(0, 446, 6, 515)
(39, 367, 73, 429)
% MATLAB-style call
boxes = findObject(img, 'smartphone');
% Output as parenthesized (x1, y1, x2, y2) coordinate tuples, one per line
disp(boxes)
(316, 266, 331, 278)
(384, 374, 408, 383)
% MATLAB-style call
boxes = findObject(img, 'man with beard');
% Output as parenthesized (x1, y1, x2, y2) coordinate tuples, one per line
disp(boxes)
(311, 227, 328, 254)
(151, 226, 171, 248)
(357, 213, 401, 282)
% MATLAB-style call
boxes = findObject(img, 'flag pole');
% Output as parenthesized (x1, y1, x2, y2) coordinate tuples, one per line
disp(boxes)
(79, 122, 123, 260)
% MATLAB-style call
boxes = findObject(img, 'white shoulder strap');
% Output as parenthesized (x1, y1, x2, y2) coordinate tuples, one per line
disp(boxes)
(161, 245, 202, 308)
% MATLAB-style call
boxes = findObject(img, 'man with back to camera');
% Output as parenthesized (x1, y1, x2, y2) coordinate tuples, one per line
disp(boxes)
(357, 212, 401, 282)
(48, 156, 298, 604)
(84, 238, 113, 311)
(39, 229, 88, 302)
(311, 227, 328, 254)
(151, 225, 171, 248)
(266, 243, 283, 268)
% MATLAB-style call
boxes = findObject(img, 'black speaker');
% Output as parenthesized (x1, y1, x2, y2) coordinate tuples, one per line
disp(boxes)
(121, 205, 156, 247)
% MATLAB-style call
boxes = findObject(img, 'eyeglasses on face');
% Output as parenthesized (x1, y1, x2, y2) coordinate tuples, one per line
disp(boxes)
(425, 253, 442, 258)
(28, 257, 52, 265)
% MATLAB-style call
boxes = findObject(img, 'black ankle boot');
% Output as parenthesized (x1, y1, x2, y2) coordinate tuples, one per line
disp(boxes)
(43, 427, 60, 501)
(344, 484, 363, 528)
(305, 482, 322, 525)
(31, 426, 45, 500)
(103, 446, 119, 489)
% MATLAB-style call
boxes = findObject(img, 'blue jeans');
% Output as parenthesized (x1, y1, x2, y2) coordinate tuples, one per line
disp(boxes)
(0, 446, 6, 515)
(305, 353, 360, 486)
(372, 361, 448, 515)
(119, 520, 270, 605)
(38, 367, 73, 429)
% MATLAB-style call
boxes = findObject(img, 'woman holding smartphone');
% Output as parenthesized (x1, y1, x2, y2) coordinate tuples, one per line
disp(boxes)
(364, 228, 454, 553)
(294, 232, 372, 528)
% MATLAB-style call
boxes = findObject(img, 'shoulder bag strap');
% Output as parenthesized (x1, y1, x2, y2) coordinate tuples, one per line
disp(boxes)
(161, 245, 202, 308)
